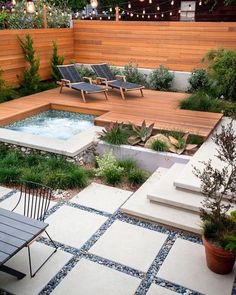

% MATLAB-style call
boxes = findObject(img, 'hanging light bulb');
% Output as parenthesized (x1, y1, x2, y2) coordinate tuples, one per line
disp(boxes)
(199, 0, 202, 5)
(130, 12, 133, 17)
(26, 1, 35, 14)
(99, 16, 102, 20)
(136, 14, 139, 18)
(142, 9, 145, 14)
(154, 14, 157, 18)
(128, 2, 131, 9)
(127, 11, 129, 15)
(161, 13, 164, 17)
(142, 14, 144, 18)
(169, 11, 172, 16)
(119, 14, 121, 19)
(109, 7, 112, 12)
(140, 0, 145, 2)
(171, 0, 174, 5)
(108, 15, 111, 19)
(90, 16, 93, 19)
(92, 9, 96, 15)
(147, 15, 150, 18)
(149, 0, 152, 3)
(157, 5, 160, 10)
(90, 0, 98, 9)
(189, 4, 192, 10)
(12, 0, 16, 5)
(178, 9, 181, 13)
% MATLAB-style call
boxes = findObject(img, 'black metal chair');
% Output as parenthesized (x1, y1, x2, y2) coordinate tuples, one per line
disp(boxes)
(91, 63, 145, 100)
(12, 181, 57, 277)
(57, 64, 108, 102)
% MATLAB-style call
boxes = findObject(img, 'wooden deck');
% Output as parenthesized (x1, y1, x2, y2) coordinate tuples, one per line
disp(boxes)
(0, 87, 222, 138)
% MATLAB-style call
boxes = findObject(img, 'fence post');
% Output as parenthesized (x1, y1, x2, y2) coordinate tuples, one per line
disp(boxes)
(115, 5, 119, 21)
(43, 2, 47, 28)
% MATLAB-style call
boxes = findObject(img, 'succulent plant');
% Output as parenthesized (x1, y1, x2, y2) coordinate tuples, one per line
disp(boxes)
(128, 120, 154, 146)
(98, 122, 129, 145)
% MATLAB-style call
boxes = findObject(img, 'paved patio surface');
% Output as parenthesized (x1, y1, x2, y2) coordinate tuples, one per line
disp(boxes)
(0, 185, 235, 295)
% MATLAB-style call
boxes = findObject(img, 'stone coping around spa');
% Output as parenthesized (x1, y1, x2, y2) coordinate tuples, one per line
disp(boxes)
(0, 126, 103, 157)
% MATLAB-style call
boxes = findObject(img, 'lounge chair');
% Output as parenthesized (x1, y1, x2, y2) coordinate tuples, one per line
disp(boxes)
(57, 64, 108, 103)
(91, 63, 144, 100)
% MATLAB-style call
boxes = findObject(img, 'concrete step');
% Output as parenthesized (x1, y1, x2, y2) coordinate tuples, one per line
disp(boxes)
(147, 163, 203, 213)
(174, 118, 233, 193)
(121, 167, 201, 234)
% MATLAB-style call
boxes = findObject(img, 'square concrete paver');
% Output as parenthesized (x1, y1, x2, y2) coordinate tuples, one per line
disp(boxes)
(51, 258, 141, 295)
(158, 238, 236, 295)
(147, 284, 178, 295)
(71, 182, 132, 214)
(0, 186, 12, 197)
(0, 242, 72, 295)
(90, 220, 168, 272)
(0, 191, 57, 214)
(45, 205, 107, 248)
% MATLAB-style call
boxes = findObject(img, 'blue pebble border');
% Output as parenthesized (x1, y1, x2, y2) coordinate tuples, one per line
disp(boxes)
(0, 189, 235, 295)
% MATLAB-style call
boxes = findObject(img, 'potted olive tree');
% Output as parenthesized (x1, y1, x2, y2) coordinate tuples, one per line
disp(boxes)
(194, 120, 236, 274)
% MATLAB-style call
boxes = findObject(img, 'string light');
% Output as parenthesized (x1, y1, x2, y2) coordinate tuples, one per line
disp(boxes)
(157, 5, 160, 10)
(189, 4, 192, 10)
(108, 15, 111, 19)
(142, 14, 144, 18)
(142, 8, 145, 14)
(154, 14, 157, 18)
(99, 16, 102, 20)
(199, 0, 202, 5)
(171, 0, 174, 5)
(109, 7, 112, 12)
(161, 13, 164, 17)
(147, 14, 150, 18)
(130, 12, 133, 17)
(169, 11, 172, 15)
(136, 14, 139, 17)
(178, 9, 181, 13)
(128, 2, 131, 9)
(149, 0, 152, 3)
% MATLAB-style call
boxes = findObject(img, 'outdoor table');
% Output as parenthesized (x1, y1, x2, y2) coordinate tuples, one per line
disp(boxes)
(0, 207, 48, 279)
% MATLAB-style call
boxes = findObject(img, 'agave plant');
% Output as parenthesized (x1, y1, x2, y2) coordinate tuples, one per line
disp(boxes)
(128, 120, 154, 146)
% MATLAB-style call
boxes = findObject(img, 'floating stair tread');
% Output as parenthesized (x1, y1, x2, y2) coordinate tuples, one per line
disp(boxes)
(147, 163, 203, 212)
(121, 167, 201, 234)
(174, 118, 234, 193)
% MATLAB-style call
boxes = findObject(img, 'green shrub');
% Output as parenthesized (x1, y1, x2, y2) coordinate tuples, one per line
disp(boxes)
(103, 167, 123, 185)
(123, 62, 147, 86)
(149, 65, 174, 91)
(0, 11, 8, 29)
(94, 151, 124, 176)
(117, 159, 138, 174)
(188, 68, 210, 93)
(108, 64, 123, 77)
(179, 91, 221, 112)
(151, 139, 169, 152)
(76, 64, 96, 79)
(203, 48, 236, 101)
(128, 168, 148, 186)
(51, 41, 64, 81)
(21, 169, 44, 184)
(99, 122, 129, 145)
(0, 167, 21, 184)
(0, 68, 16, 103)
(18, 34, 41, 95)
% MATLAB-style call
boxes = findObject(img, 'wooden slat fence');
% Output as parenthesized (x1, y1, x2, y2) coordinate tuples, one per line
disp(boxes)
(0, 28, 74, 85)
(73, 21, 236, 71)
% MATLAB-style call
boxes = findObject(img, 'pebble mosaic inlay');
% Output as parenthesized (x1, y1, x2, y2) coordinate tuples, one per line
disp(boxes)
(0, 190, 235, 295)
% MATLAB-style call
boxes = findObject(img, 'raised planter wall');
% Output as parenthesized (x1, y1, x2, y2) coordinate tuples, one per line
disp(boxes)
(97, 141, 191, 173)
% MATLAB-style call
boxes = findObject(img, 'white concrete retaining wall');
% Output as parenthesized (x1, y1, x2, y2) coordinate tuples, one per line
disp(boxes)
(97, 142, 191, 173)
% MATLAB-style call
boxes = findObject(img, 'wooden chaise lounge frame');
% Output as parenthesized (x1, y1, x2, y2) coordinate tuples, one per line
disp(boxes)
(91, 63, 144, 100)
(57, 64, 108, 103)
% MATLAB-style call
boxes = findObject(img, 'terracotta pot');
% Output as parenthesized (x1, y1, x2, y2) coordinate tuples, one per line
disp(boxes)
(202, 235, 235, 274)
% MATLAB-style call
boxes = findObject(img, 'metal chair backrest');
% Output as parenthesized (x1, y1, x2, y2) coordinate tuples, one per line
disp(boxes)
(17, 181, 53, 221)
(57, 64, 83, 83)
(91, 64, 115, 81)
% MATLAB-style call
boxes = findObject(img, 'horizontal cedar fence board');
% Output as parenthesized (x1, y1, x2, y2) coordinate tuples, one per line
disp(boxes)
(73, 21, 236, 71)
(0, 28, 74, 86)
